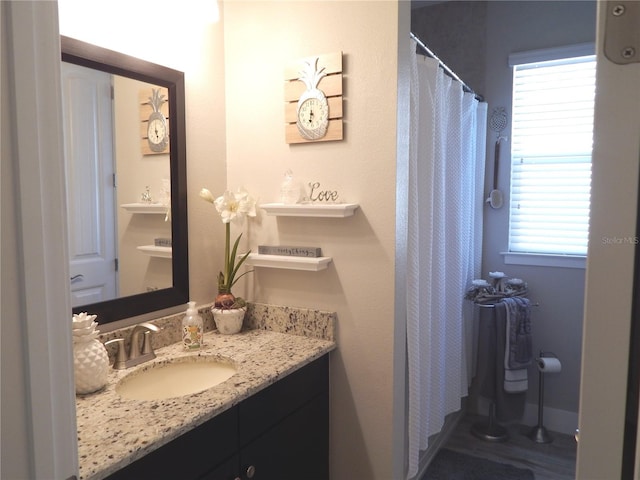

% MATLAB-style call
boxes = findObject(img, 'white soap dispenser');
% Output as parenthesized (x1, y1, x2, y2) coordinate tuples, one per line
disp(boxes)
(182, 301, 203, 350)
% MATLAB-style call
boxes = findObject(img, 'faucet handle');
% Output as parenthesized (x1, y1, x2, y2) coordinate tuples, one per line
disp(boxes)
(141, 330, 155, 357)
(129, 322, 160, 359)
(105, 338, 126, 369)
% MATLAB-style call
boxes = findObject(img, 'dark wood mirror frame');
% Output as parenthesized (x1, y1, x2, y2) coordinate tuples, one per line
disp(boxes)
(62, 36, 189, 325)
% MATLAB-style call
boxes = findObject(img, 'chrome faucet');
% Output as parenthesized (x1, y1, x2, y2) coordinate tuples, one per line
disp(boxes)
(106, 322, 160, 369)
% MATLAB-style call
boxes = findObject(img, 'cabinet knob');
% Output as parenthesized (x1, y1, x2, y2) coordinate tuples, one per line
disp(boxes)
(246, 465, 256, 478)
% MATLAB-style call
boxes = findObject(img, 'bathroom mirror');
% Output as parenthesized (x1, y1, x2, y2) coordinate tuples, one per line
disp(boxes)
(62, 36, 188, 324)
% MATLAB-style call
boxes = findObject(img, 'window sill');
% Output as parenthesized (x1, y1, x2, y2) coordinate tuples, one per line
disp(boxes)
(501, 252, 586, 269)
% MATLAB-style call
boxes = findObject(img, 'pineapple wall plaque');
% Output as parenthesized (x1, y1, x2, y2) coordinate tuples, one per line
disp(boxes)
(284, 52, 343, 144)
(139, 87, 170, 155)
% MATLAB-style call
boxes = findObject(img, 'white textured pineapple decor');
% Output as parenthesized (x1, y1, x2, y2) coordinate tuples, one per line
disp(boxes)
(284, 52, 343, 144)
(72, 312, 109, 395)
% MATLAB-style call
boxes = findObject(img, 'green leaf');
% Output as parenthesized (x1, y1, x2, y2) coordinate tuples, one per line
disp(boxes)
(229, 251, 252, 289)
(223, 233, 243, 289)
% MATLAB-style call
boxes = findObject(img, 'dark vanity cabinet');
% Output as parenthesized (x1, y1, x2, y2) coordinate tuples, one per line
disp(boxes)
(107, 355, 329, 480)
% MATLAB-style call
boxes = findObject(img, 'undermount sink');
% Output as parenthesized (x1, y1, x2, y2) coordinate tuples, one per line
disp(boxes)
(116, 356, 237, 401)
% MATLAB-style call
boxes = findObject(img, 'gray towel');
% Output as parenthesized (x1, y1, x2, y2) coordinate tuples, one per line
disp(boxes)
(473, 303, 526, 422)
(503, 297, 533, 370)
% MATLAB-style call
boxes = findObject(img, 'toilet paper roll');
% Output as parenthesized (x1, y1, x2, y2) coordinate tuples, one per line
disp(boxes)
(537, 356, 562, 373)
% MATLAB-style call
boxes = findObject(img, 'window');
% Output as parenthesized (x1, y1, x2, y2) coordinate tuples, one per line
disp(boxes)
(508, 45, 596, 257)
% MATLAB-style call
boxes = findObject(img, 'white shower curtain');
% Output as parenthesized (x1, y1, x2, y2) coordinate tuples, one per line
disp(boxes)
(406, 42, 487, 479)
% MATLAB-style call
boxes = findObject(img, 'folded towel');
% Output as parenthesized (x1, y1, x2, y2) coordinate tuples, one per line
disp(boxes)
(491, 303, 527, 420)
(503, 297, 533, 370)
(504, 368, 528, 393)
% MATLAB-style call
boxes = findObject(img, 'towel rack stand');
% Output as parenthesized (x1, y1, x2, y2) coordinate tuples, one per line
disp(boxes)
(475, 301, 540, 308)
(471, 297, 538, 442)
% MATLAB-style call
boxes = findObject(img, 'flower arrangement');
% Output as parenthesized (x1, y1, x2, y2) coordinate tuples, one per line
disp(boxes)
(200, 187, 256, 309)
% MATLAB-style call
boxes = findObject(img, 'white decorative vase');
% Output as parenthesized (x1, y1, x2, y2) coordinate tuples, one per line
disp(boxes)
(211, 307, 246, 335)
(72, 313, 109, 395)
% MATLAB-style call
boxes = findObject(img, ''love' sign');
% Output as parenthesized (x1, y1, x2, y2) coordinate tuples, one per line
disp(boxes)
(308, 182, 339, 202)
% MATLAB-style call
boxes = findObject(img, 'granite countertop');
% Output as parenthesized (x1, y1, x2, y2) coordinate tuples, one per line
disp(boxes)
(75, 303, 336, 480)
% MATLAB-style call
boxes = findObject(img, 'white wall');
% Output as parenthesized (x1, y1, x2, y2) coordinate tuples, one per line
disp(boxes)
(223, 2, 404, 478)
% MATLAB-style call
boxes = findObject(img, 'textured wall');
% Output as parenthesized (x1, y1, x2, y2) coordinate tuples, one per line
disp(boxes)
(482, 1, 596, 417)
(411, 1, 487, 96)
(223, 2, 402, 478)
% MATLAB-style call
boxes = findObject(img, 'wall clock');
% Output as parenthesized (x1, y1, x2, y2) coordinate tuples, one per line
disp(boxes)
(140, 87, 170, 155)
(296, 58, 329, 140)
(284, 52, 343, 144)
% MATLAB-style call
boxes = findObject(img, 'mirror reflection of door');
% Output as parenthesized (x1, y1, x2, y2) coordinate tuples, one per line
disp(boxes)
(61, 62, 118, 306)
(62, 61, 173, 307)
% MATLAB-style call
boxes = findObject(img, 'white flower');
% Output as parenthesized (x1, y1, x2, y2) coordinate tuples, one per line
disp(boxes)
(214, 188, 257, 225)
(489, 271, 505, 278)
(472, 279, 491, 287)
(200, 186, 257, 299)
(199, 188, 215, 204)
(507, 278, 524, 285)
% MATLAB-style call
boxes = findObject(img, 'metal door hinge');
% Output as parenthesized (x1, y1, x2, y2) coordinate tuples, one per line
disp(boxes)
(605, 1, 640, 64)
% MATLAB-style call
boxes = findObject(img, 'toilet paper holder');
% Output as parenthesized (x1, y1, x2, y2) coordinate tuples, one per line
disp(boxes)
(528, 351, 561, 443)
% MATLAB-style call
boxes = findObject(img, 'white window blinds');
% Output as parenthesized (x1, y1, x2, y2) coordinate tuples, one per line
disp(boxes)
(508, 50, 596, 256)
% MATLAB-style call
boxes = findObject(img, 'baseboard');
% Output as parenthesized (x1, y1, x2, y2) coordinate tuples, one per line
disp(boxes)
(474, 396, 578, 436)
(522, 402, 579, 437)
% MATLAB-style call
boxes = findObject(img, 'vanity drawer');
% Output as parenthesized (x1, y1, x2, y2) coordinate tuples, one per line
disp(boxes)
(106, 406, 238, 480)
(238, 355, 329, 446)
(239, 391, 329, 480)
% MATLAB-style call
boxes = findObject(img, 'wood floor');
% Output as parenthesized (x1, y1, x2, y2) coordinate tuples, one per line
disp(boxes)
(441, 414, 577, 480)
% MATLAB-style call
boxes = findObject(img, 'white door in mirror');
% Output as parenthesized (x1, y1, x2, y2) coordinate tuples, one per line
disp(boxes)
(61, 62, 118, 306)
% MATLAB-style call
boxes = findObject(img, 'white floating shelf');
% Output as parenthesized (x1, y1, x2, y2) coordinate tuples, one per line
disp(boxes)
(137, 245, 172, 258)
(243, 253, 332, 271)
(260, 203, 359, 218)
(121, 203, 168, 214)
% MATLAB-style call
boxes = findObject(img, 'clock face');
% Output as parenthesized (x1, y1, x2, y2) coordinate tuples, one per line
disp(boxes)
(147, 115, 168, 152)
(296, 97, 329, 140)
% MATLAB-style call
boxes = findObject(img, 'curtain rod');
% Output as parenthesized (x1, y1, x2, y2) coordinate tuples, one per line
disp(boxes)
(410, 32, 482, 100)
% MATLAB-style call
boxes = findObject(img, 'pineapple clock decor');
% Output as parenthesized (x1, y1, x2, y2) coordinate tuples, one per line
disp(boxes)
(284, 52, 343, 144)
(140, 87, 170, 155)
(296, 58, 329, 141)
